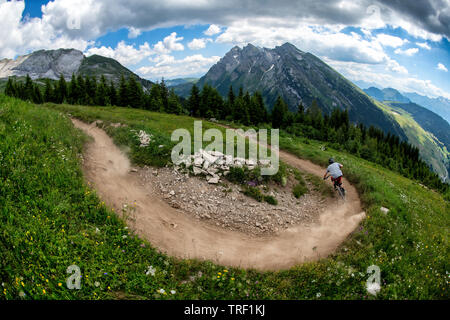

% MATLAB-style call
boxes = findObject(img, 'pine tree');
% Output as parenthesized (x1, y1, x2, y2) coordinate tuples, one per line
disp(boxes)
(24, 74, 34, 101)
(85, 76, 97, 105)
(68, 74, 78, 104)
(118, 75, 129, 107)
(44, 79, 53, 102)
(188, 84, 200, 116)
(127, 76, 143, 108)
(76, 75, 86, 105)
(148, 83, 163, 111)
(166, 89, 182, 114)
(57, 74, 67, 103)
(5, 78, 16, 97)
(32, 85, 43, 104)
(271, 96, 288, 128)
(95, 75, 108, 106)
(160, 78, 169, 111)
(250, 91, 267, 124)
(108, 81, 118, 106)
(222, 85, 234, 119)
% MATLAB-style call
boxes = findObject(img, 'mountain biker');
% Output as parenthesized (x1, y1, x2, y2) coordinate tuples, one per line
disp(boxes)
(323, 158, 345, 193)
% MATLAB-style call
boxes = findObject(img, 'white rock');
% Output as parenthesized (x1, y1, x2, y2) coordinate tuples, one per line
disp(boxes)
(193, 167, 202, 175)
(194, 157, 204, 167)
(202, 150, 218, 164)
(207, 177, 220, 184)
(203, 160, 211, 170)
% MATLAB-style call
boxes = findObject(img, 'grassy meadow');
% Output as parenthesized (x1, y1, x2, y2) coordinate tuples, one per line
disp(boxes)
(0, 95, 448, 299)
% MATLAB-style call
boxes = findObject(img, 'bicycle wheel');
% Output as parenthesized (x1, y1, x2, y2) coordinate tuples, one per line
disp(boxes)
(337, 186, 346, 201)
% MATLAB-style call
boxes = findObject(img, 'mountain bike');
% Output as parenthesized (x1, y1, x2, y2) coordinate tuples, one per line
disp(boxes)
(324, 176, 346, 201)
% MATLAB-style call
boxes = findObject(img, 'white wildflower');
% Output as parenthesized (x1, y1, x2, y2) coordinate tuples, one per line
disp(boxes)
(146, 266, 156, 276)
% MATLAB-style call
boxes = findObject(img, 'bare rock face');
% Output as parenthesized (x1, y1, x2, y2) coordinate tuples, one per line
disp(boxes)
(0, 48, 153, 90)
(1, 49, 84, 80)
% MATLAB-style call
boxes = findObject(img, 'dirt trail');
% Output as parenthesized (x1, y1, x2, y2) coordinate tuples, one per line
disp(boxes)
(72, 119, 365, 270)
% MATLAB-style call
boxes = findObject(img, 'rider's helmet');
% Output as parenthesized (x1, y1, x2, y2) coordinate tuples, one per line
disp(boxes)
(329, 157, 335, 164)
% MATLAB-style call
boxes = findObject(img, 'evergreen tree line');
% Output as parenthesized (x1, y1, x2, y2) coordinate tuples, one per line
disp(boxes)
(5, 74, 184, 114)
(275, 99, 446, 192)
(4, 74, 447, 192)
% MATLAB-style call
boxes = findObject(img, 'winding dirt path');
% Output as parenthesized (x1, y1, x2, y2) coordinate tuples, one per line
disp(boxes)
(73, 119, 365, 271)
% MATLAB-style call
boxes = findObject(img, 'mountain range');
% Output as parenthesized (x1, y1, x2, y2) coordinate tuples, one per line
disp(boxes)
(0, 48, 152, 89)
(362, 86, 450, 124)
(174, 43, 408, 139)
(172, 43, 448, 181)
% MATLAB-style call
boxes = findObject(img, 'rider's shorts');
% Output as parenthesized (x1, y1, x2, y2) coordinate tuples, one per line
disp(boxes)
(331, 175, 343, 185)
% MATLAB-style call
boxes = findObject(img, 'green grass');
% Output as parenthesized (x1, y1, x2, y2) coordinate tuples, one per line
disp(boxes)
(1, 96, 449, 300)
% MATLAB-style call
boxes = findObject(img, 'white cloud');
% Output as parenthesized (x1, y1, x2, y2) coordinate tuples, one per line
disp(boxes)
(326, 58, 450, 99)
(204, 24, 221, 36)
(386, 59, 409, 74)
(0, 0, 92, 58)
(153, 32, 184, 54)
(216, 18, 389, 64)
(137, 54, 220, 79)
(375, 34, 408, 48)
(86, 41, 153, 66)
(416, 42, 431, 50)
(187, 38, 212, 50)
(128, 27, 142, 39)
(437, 63, 448, 72)
(394, 47, 419, 56)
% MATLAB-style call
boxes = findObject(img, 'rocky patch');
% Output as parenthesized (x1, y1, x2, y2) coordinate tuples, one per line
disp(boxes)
(137, 165, 327, 236)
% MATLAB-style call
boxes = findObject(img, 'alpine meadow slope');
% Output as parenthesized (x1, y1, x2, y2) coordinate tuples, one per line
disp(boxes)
(1, 94, 448, 299)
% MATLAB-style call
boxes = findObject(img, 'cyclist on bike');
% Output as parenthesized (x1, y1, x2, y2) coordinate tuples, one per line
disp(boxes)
(323, 158, 345, 193)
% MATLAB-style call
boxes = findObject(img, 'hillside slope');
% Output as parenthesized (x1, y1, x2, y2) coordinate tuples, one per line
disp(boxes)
(403, 92, 450, 124)
(375, 100, 449, 181)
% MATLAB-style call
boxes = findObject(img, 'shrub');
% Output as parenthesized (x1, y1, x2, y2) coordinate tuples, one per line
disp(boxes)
(242, 186, 263, 202)
(293, 183, 308, 198)
(263, 195, 278, 205)
(226, 166, 247, 184)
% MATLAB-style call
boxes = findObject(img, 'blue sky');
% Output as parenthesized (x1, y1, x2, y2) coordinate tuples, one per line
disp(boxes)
(1, 0, 449, 98)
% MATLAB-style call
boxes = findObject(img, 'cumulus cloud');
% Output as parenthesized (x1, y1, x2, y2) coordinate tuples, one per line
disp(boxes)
(128, 27, 142, 39)
(437, 63, 448, 72)
(377, 0, 450, 40)
(86, 41, 153, 66)
(0, 0, 92, 58)
(416, 42, 431, 50)
(187, 38, 212, 50)
(137, 54, 220, 79)
(394, 47, 419, 56)
(216, 18, 389, 64)
(153, 32, 184, 54)
(204, 24, 221, 36)
(375, 34, 408, 47)
(14, 0, 449, 47)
